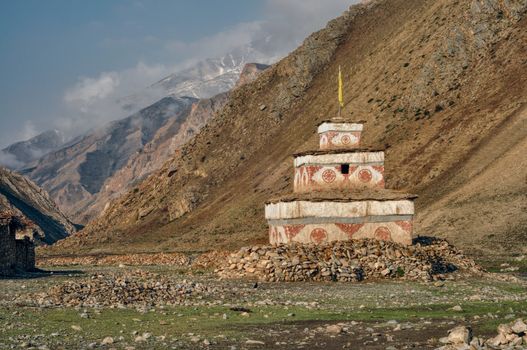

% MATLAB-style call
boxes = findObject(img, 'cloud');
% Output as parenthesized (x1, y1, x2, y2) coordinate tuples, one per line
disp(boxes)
(64, 72, 120, 107)
(18, 121, 38, 141)
(0, 151, 23, 169)
(164, 21, 264, 62)
(59, 62, 174, 136)
(57, 0, 356, 139)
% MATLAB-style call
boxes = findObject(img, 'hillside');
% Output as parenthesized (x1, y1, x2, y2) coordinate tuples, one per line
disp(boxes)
(50, 0, 527, 258)
(22, 96, 196, 222)
(20, 64, 268, 224)
(0, 166, 75, 244)
(73, 92, 230, 223)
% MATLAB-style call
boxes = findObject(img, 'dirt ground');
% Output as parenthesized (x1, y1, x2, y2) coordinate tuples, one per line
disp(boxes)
(1, 265, 526, 350)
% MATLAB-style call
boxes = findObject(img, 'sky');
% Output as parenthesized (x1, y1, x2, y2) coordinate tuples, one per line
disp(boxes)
(0, 0, 354, 148)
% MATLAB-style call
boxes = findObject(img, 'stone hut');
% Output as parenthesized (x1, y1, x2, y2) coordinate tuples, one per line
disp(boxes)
(265, 120, 416, 246)
(0, 213, 36, 276)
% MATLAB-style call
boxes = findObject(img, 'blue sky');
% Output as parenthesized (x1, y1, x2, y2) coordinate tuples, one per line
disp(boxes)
(0, 0, 352, 147)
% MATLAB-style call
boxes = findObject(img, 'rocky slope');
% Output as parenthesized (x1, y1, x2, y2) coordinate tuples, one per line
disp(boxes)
(72, 92, 230, 223)
(21, 96, 196, 221)
(0, 130, 65, 169)
(22, 63, 268, 224)
(0, 166, 75, 244)
(50, 0, 527, 258)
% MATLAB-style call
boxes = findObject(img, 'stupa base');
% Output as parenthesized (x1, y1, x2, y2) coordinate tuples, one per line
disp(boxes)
(268, 220, 412, 246)
(265, 195, 415, 246)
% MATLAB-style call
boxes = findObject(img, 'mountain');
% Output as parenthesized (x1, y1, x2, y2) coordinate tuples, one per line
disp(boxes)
(154, 48, 270, 99)
(0, 166, 75, 244)
(120, 48, 272, 114)
(71, 92, 230, 223)
(48, 0, 527, 259)
(23, 63, 268, 224)
(22, 96, 196, 221)
(0, 130, 65, 169)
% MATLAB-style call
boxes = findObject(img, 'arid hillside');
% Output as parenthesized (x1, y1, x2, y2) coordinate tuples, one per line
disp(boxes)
(49, 0, 527, 258)
(0, 167, 76, 244)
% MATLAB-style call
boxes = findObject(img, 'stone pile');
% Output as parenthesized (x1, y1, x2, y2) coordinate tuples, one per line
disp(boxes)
(436, 319, 527, 349)
(28, 270, 221, 308)
(37, 252, 189, 267)
(216, 238, 482, 282)
(191, 250, 231, 269)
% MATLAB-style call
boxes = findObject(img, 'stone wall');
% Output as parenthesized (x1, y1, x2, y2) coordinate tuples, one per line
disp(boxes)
(266, 200, 414, 245)
(0, 221, 16, 275)
(269, 221, 413, 246)
(318, 122, 363, 150)
(294, 164, 385, 192)
(15, 237, 35, 272)
(293, 152, 385, 192)
(0, 216, 36, 276)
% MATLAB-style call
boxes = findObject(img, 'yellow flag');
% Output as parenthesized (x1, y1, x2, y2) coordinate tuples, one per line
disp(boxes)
(338, 65, 344, 108)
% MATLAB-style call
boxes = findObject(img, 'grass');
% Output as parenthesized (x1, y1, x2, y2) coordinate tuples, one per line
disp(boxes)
(1, 299, 526, 348)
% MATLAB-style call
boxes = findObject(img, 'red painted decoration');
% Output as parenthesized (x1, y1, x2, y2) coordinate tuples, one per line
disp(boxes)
(310, 228, 328, 243)
(358, 169, 373, 183)
(395, 221, 412, 233)
(335, 223, 364, 238)
(374, 226, 392, 241)
(284, 225, 306, 239)
(322, 169, 337, 183)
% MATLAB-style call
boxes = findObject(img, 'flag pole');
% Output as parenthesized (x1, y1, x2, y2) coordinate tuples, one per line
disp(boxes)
(338, 65, 344, 118)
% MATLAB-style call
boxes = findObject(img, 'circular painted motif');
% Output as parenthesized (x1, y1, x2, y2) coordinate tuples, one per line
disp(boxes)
(310, 228, 328, 243)
(341, 134, 351, 145)
(322, 169, 336, 183)
(358, 169, 373, 183)
(374, 226, 392, 241)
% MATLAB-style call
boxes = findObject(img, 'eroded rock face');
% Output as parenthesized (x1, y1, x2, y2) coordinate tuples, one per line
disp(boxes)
(0, 167, 75, 244)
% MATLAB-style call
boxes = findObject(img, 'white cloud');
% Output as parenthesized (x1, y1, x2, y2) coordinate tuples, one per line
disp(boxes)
(0, 151, 23, 169)
(18, 121, 38, 141)
(60, 62, 174, 136)
(57, 0, 356, 139)
(64, 72, 120, 107)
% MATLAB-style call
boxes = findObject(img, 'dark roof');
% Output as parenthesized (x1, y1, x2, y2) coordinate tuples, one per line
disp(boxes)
(267, 189, 417, 204)
(317, 119, 368, 126)
(293, 148, 384, 157)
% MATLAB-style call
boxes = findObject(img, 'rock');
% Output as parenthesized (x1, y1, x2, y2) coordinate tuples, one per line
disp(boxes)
(134, 336, 146, 343)
(246, 340, 265, 345)
(326, 325, 343, 334)
(216, 239, 482, 283)
(447, 326, 472, 344)
(487, 333, 507, 347)
(71, 325, 82, 331)
(101, 337, 114, 345)
(510, 318, 527, 334)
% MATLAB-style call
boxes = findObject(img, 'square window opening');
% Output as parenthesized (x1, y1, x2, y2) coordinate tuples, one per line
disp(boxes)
(341, 164, 350, 174)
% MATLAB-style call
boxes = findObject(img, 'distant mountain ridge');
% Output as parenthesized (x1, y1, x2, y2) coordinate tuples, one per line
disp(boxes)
(0, 130, 65, 169)
(16, 62, 269, 224)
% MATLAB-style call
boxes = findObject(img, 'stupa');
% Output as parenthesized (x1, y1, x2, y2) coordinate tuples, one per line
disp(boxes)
(265, 120, 416, 245)
(265, 66, 416, 245)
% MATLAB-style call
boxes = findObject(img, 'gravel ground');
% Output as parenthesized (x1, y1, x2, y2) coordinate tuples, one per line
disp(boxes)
(0, 265, 526, 349)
